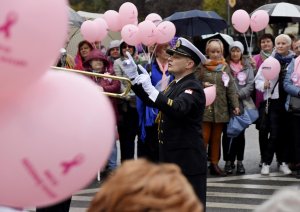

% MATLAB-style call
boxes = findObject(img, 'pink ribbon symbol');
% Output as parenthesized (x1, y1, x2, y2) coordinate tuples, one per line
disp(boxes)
(0, 12, 18, 39)
(61, 154, 84, 175)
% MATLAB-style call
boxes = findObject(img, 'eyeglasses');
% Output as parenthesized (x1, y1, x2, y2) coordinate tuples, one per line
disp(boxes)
(122, 45, 134, 49)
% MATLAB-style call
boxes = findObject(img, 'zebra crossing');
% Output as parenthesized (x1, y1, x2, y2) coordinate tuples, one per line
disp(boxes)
(62, 172, 299, 212)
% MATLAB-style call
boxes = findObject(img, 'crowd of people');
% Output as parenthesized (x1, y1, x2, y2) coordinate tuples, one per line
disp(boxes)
(36, 32, 300, 211)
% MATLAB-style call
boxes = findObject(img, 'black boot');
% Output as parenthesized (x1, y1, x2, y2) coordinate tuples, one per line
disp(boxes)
(210, 164, 227, 176)
(236, 162, 245, 175)
(224, 161, 233, 174)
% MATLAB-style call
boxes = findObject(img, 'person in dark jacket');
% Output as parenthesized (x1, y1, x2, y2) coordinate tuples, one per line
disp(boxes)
(122, 37, 207, 209)
(137, 43, 174, 162)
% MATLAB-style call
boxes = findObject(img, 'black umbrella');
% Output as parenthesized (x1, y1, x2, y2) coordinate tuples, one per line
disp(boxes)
(252, 2, 300, 23)
(195, 33, 234, 58)
(164, 10, 228, 37)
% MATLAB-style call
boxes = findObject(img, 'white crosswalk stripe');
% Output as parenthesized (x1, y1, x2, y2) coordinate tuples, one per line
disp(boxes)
(56, 172, 298, 212)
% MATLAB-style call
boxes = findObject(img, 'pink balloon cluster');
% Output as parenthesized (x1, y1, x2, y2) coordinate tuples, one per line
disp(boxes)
(121, 20, 176, 46)
(0, 0, 68, 99)
(80, 18, 108, 43)
(232, 9, 269, 33)
(103, 2, 139, 32)
(0, 0, 115, 208)
(82, 2, 139, 41)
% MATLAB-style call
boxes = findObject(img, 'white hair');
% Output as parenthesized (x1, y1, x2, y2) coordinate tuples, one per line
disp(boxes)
(254, 186, 300, 212)
(275, 34, 292, 46)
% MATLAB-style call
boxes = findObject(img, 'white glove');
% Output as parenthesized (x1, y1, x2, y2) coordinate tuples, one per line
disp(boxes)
(122, 51, 139, 82)
(137, 64, 159, 102)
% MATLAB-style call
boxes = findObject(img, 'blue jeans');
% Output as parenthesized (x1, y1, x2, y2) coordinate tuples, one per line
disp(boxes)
(107, 141, 118, 171)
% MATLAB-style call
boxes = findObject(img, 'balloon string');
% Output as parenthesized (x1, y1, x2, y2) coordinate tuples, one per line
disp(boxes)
(249, 30, 253, 57)
(149, 44, 158, 64)
(266, 87, 269, 114)
(92, 42, 97, 49)
(243, 33, 250, 56)
(141, 46, 149, 64)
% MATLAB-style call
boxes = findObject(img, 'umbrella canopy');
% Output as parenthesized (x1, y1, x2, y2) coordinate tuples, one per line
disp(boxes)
(69, 7, 85, 27)
(164, 10, 228, 37)
(252, 2, 300, 23)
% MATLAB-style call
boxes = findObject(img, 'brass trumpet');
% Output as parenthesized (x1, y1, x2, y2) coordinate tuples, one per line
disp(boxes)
(51, 66, 131, 98)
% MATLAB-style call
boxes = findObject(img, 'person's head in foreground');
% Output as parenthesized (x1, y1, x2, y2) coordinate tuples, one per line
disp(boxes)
(254, 186, 300, 212)
(87, 159, 203, 212)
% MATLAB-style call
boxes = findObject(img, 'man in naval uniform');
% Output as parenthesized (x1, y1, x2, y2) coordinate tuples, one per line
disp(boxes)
(123, 37, 207, 208)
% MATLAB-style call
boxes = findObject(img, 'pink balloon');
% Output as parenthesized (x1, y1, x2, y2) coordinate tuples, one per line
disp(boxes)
(94, 18, 108, 41)
(261, 57, 281, 80)
(204, 85, 216, 106)
(0, 70, 115, 208)
(0, 0, 68, 99)
(156, 21, 176, 44)
(232, 9, 250, 33)
(81, 19, 108, 42)
(250, 10, 269, 32)
(145, 13, 162, 26)
(121, 24, 140, 46)
(103, 10, 122, 31)
(80, 20, 98, 42)
(138, 20, 157, 46)
(119, 2, 138, 26)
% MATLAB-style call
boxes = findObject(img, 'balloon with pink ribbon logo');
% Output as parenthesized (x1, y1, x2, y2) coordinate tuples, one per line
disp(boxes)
(119, 2, 138, 27)
(156, 21, 176, 44)
(0, 70, 115, 207)
(138, 20, 157, 46)
(261, 57, 280, 80)
(232, 10, 250, 33)
(0, 0, 68, 99)
(204, 85, 216, 106)
(145, 13, 162, 26)
(121, 24, 140, 46)
(250, 10, 269, 32)
(103, 10, 122, 31)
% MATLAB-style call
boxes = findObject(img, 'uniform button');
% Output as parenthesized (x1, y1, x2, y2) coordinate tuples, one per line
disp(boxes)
(161, 130, 163, 133)
(161, 120, 164, 123)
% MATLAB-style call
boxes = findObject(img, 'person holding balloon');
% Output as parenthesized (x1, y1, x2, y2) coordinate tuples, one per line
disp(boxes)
(196, 39, 240, 177)
(221, 41, 255, 175)
(83, 49, 121, 176)
(283, 56, 300, 178)
(253, 33, 275, 167)
(114, 41, 140, 162)
(136, 42, 174, 162)
(255, 34, 295, 175)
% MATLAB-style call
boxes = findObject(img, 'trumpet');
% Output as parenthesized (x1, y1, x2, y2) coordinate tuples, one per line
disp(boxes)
(51, 66, 131, 98)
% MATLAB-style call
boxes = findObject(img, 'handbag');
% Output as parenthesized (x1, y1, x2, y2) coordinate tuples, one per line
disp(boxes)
(288, 96, 300, 113)
(256, 79, 279, 130)
(227, 97, 258, 138)
(257, 99, 270, 131)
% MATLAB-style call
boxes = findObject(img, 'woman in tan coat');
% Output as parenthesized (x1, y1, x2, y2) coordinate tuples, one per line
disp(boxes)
(197, 39, 239, 176)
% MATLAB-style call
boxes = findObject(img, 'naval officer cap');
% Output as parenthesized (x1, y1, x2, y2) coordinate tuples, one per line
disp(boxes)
(166, 37, 207, 65)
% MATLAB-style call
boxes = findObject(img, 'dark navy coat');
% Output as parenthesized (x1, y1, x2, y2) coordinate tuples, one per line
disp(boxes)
(132, 72, 207, 205)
